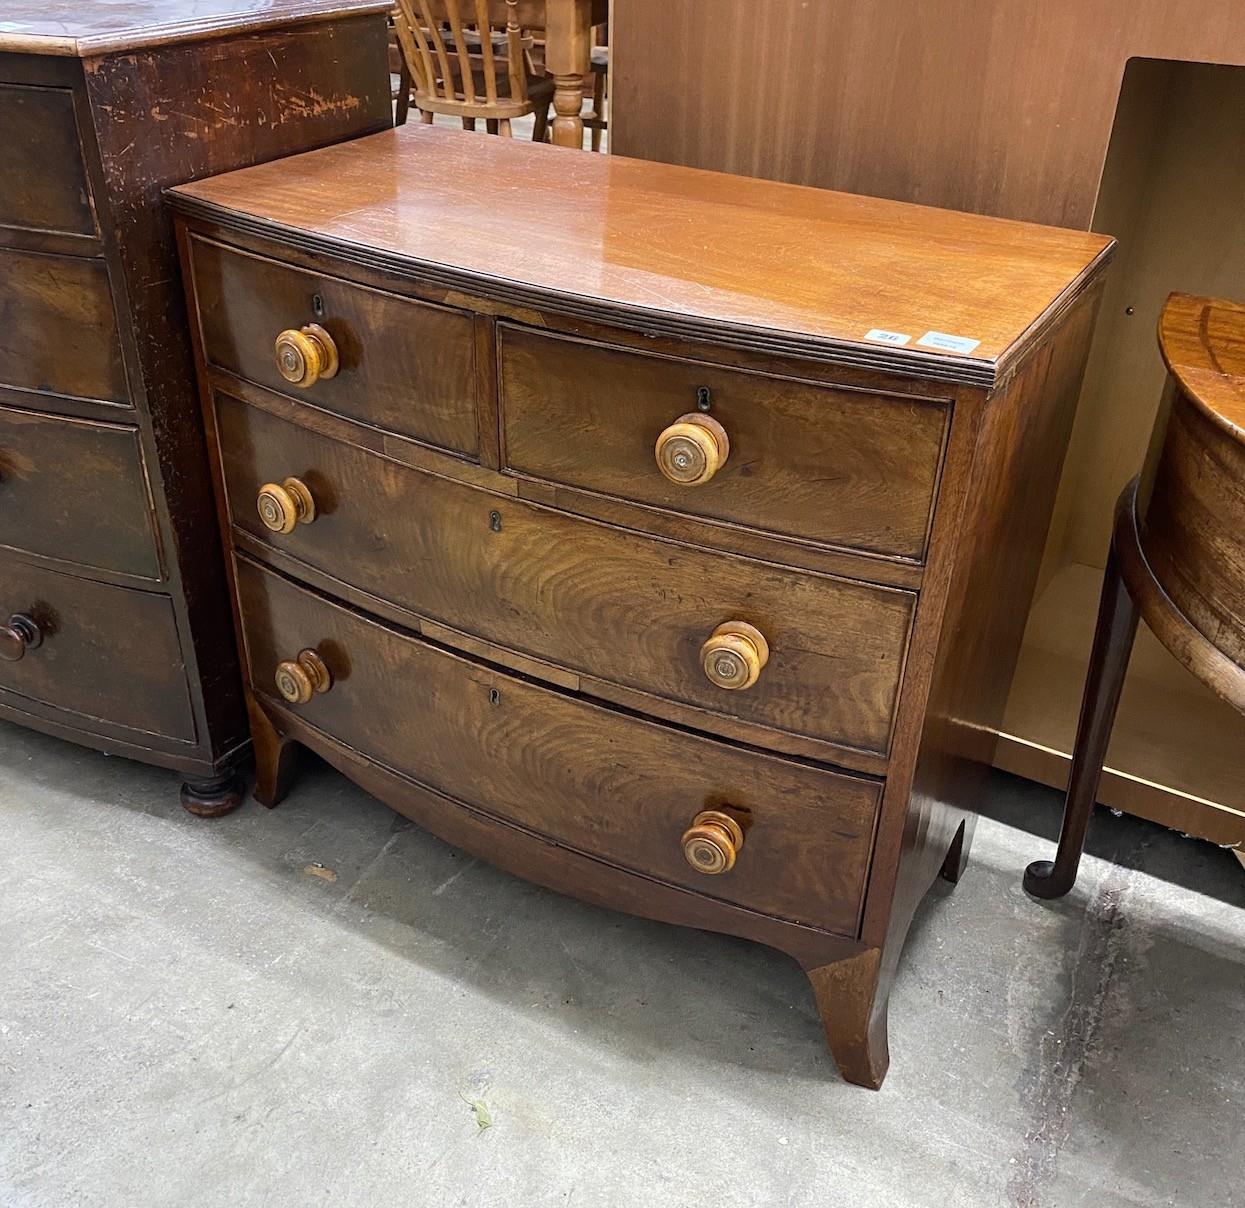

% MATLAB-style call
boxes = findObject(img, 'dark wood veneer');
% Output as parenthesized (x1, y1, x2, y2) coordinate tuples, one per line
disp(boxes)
(0, 3, 392, 806)
(172, 126, 1113, 1085)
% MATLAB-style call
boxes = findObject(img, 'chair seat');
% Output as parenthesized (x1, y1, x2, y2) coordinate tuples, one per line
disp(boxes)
(414, 70, 554, 120)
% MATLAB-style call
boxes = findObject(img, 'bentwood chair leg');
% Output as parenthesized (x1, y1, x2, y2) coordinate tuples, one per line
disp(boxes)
(1024, 537, 1140, 899)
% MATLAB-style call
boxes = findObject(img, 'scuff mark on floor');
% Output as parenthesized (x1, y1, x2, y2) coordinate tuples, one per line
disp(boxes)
(1007, 860, 1135, 1208)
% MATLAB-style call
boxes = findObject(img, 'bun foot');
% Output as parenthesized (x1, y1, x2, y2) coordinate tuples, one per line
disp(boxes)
(1023, 858, 1073, 900)
(180, 772, 245, 818)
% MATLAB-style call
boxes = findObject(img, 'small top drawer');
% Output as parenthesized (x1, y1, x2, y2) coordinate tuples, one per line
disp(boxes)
(499, 326, 951, 562)
(187, 235, 480, 457)
(0, 84, 96, 239)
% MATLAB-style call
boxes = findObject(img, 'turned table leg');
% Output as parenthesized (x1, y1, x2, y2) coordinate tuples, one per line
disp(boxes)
(1025, 539, 1139, 899)
(546, 0, 592, 148)
(804, 948, 890, 1089)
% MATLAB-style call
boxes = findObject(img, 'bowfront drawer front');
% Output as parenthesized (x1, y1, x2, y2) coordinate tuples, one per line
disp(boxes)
(218, 394, 913, 758)
(0, 558, 194, 741)
(0, 84, 96, 239)
(0, 405, 161, 579)
(0, 248, 128, 405)
(188, 236, 479, 456)
(237, 556, 879, 934)
(499, 326, 951, 562)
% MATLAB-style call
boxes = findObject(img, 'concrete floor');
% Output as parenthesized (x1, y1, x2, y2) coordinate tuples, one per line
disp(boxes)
(0, 717, 1241, 1208)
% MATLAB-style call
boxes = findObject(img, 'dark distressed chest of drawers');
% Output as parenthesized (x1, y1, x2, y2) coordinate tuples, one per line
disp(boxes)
(170, 125, 1114, 1085)
(0, 1, 391, 810)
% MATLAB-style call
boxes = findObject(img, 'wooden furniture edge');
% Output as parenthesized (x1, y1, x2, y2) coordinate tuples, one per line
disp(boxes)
(165, 193, 1113, 391)
(0, 2, 394, 57)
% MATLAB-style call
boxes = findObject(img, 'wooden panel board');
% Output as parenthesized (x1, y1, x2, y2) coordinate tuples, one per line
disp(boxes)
(610, 1, 1245, 230)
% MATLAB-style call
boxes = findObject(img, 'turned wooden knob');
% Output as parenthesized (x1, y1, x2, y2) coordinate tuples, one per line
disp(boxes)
(274, 323, 339, 388)
(655, 413, 730, 485)
(274, 648, 333, 705)
(700, 620, 769, 691)
(0, 614, 42, 662)
(256, 477, 316, 534)
(681, 810, 745, 875)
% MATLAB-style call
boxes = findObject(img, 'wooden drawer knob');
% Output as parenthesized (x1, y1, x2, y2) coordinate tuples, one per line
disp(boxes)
(655, 413, 729, 485)
(274, 323, 339, 388)
(274, 648, 333, 705)
(682, 810, 745, 875)
(0, 614, 42, 662)
(257, 477, 316, 534)
(700, 620, 769, 690)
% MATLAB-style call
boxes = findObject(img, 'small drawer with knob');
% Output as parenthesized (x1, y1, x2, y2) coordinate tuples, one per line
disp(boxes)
(0, 555, 195, 742)
(186, 235, 479, 456)
(236, 555, 879, 935)
(500, 325, 951, 562)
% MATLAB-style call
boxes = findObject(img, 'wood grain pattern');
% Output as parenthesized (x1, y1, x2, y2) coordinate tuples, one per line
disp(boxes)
(167, 124, 1114, 387)
(0, 248, 127, 404)
(0, 5, 392, 805)
(499, 325, 949, 561)
(609, 0, 1245, 231)
(0, 0, 392, 56)
(175, 128, 1111, 1085)
(0, 555, 195, 741)
(188, 235, 479, 456)
(1027, 292, 1245, 897)
(0, 405, 160, 579)
(237, 555, 881, 935)
(0, 82, 95, 237)
(215, 392, 914, 758)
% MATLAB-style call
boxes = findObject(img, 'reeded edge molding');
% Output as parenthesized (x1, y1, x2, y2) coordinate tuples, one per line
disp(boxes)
(168, 195, 1115, 392)
(0, 1, 391, 57)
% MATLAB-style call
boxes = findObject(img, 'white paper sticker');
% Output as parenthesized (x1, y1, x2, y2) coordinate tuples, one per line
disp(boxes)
(864, 329, 911, 346)
(916, 330, 981, 355)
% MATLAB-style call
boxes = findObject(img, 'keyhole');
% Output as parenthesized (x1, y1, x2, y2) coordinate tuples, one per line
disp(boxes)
(489, 688, 501, 705)
(489, 510, 502, 532)
(312, 293, 325, 317)
(696, 386, 712, 412)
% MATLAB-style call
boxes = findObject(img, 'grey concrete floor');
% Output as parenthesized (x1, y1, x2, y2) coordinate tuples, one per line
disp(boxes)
(0, 717, 1241, 1208)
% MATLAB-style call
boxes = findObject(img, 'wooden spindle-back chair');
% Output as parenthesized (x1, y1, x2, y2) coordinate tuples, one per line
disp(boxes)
(392, 0, 554, 138)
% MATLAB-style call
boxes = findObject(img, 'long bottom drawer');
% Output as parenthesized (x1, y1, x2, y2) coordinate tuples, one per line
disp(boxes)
(236, 556, 881, 935)
(0, 557, 194, 742)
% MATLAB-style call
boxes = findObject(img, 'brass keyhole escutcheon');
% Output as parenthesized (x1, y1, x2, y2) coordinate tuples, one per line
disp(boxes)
(654, 413, 730, 485)
(274, 648, 333, 705)
(274, 323, 339, 388)
(681, 810, 745, 875)
(700, 621, 769, 691)
(256, 477, 316, 535)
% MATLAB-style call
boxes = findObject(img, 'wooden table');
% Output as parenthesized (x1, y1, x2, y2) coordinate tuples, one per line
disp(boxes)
(1025, 293, 1245, 898)
(490, 0, 607, 147)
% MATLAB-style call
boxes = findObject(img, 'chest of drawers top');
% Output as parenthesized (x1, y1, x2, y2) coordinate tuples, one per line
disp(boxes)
(170, 123, 1113, 390)
(0, 1, 391, 56)
(170, 127, 1115, 1087)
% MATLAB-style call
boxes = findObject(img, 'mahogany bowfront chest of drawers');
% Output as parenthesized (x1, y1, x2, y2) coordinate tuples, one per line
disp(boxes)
(169, 126, 1113, 1086)
(0, 1, 391, 811)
